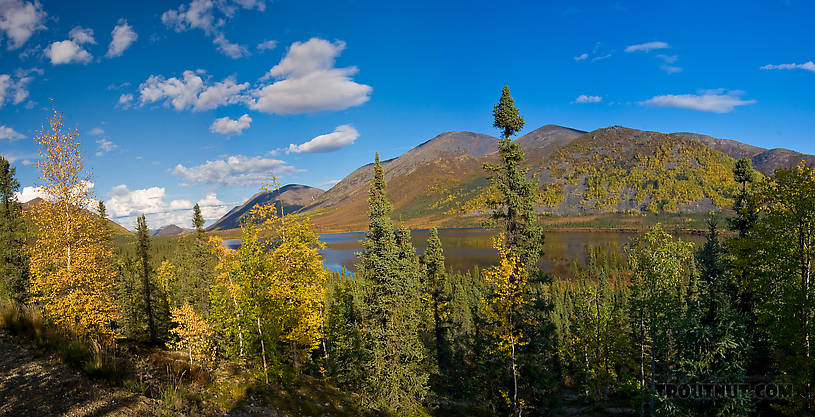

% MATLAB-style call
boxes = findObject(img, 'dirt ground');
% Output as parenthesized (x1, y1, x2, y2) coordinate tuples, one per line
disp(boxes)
(0, 330, 157, 417)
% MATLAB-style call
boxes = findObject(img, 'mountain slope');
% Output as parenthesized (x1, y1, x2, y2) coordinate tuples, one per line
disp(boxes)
(673, 132, 815, 175)
(150, 224, 191, 237)
(207, 184, 324, 231)
(301, 125, 814, 232)
(21, 197, 132, 235)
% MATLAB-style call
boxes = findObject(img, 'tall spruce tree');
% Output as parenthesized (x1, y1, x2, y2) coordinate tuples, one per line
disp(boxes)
(483, 85, 544, 268)
(357, 154, 429, 413)
(0, 156, 29, 302)
(731, 158, 758, 237)
(421, 227, 452, 372)
(136, 214, 157, 342)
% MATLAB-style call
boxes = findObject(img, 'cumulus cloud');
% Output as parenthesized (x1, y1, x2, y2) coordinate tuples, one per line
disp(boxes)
(161, 0, 257, 58)
(0, 0, 47, 50)
(0, 124, 23, 140)
(0, 68, 37, 106)
(213, 33, 248, 59)
(173, 154, 295, 186)
(44, 39, 92, 65)
(15, 180, 94, 203)
(573, 94, 602, 103)
(210, 113, 251, 135)
(761, 61, 815, 72)
(138, 70, 248, 111)
(68, 26, 95, 44)
(106, 184, 178, 217)
(196, 193, 230, 220)
(625, 41, 669, 53)
(287, 124, 359, 153)
(106, 19, 137, 58)
(256, 39, 276, 51)
(250, 38, 372, 114)
(641, 89, 756, 113)
(95, 138, 116, 156)
(117, 93, 134, 109)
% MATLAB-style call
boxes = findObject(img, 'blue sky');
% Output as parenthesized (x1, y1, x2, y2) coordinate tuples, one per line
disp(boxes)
(0, 0, 813, 229)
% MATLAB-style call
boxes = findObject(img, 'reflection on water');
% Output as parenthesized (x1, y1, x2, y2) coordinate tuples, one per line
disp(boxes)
(223, 228, 703, 278)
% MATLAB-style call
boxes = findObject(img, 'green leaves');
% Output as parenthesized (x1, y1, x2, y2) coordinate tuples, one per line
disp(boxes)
(493, 86, 525, 140)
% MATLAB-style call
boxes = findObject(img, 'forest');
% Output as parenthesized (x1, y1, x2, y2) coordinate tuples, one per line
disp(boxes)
(1, 87, 814, 417)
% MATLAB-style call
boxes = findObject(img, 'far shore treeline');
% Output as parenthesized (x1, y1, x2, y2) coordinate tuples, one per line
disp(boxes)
(1, 87, 815, 416)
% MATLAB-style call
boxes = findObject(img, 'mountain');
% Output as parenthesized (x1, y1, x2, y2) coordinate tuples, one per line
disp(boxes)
(207, 184, 324, 231)
(209, 124, 815, 233)
(672, 132, 815, 175)
(150, 224, 191, 237)
(21, 197, 132, 235)
(299, 125, 815, 232)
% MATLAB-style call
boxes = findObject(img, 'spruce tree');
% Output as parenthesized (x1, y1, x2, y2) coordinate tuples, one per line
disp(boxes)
(192, 203, 205, 235)
(357, 154, 429, 413)
(731, 158, 758, 237)
(0, 156, 29, 302)
(483, 85, 544, 268)
(136, 214, 157, 342)
(97, 200, 106, 219)
(421, 227, 451, 371)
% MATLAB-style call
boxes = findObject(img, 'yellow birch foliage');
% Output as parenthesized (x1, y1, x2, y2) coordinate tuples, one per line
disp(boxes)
(170, 302, 214, 365)
(212, 196, 327, 369)
(482, 235, 535, 354)
(27, 109, 118, 342)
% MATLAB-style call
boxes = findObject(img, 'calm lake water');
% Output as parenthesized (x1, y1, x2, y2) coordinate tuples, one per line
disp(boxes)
(223, 228, 703, 277)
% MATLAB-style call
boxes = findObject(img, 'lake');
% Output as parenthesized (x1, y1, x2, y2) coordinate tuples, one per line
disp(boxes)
(223, 228, 704, 277)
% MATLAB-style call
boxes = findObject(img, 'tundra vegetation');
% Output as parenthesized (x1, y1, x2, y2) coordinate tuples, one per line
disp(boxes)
(1, 93, 814, 417)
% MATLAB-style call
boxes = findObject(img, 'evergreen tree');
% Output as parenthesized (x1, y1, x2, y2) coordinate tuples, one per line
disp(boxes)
(730, 158, 758, 237)
(421, 228, 452, 374)
(483, 85, 544, 269)
(745, 163, 815, 413)
(136, 214, 157, 342)
(670, 219, 752, 415)
(357, 154, 429, 413)
(192, 203, 205, 235)
(173, 205, 215, 315)
(97, 200, 106, 219)
(0, 156, 29, 302)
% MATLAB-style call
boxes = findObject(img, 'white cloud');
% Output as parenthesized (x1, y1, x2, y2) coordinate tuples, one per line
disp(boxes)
(173, 154, 295, 186)
(89, 127, 104, 136)
(0, 124, 23, 140)
(210, 113, 251, 135)
(15, 185, 45, 202)
(0, 0, 47, 50)
(625, 41, 669, 53)
(138, 70, 248, 111)
(117, 93, 134, 109)
(15, 180, 93, 203)
(257, 39, 276, 51)
(573, 94, 602, 103)
(641, 89, 756, 113)
(661, 64, 683, 74)
(161, 0, 259, 58)
(196, 193, 229, 220)
(0, 69, 37, 106)
(95, 138, 116, 156)
(213, 33, 248, 59)
(161, 0, 220, 35)
(44, 39, 92, 65)
(761, 61, 815, 72)
(573, 53, 588, 61)
(317, 179, 339, 188)
(250, 38, 372, 114)
(106, 19, 137, 58)
(68, 26, 95, 44)
(287, 124, 359, 153)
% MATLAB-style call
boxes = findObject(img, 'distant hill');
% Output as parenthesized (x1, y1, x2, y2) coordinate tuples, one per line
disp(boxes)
(299, 125, 815, 232)
(672, 132, 815, 175)
(150, 224, 191, 237)
(21, 197, 132, 235)
(207, 184, 324, 231)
